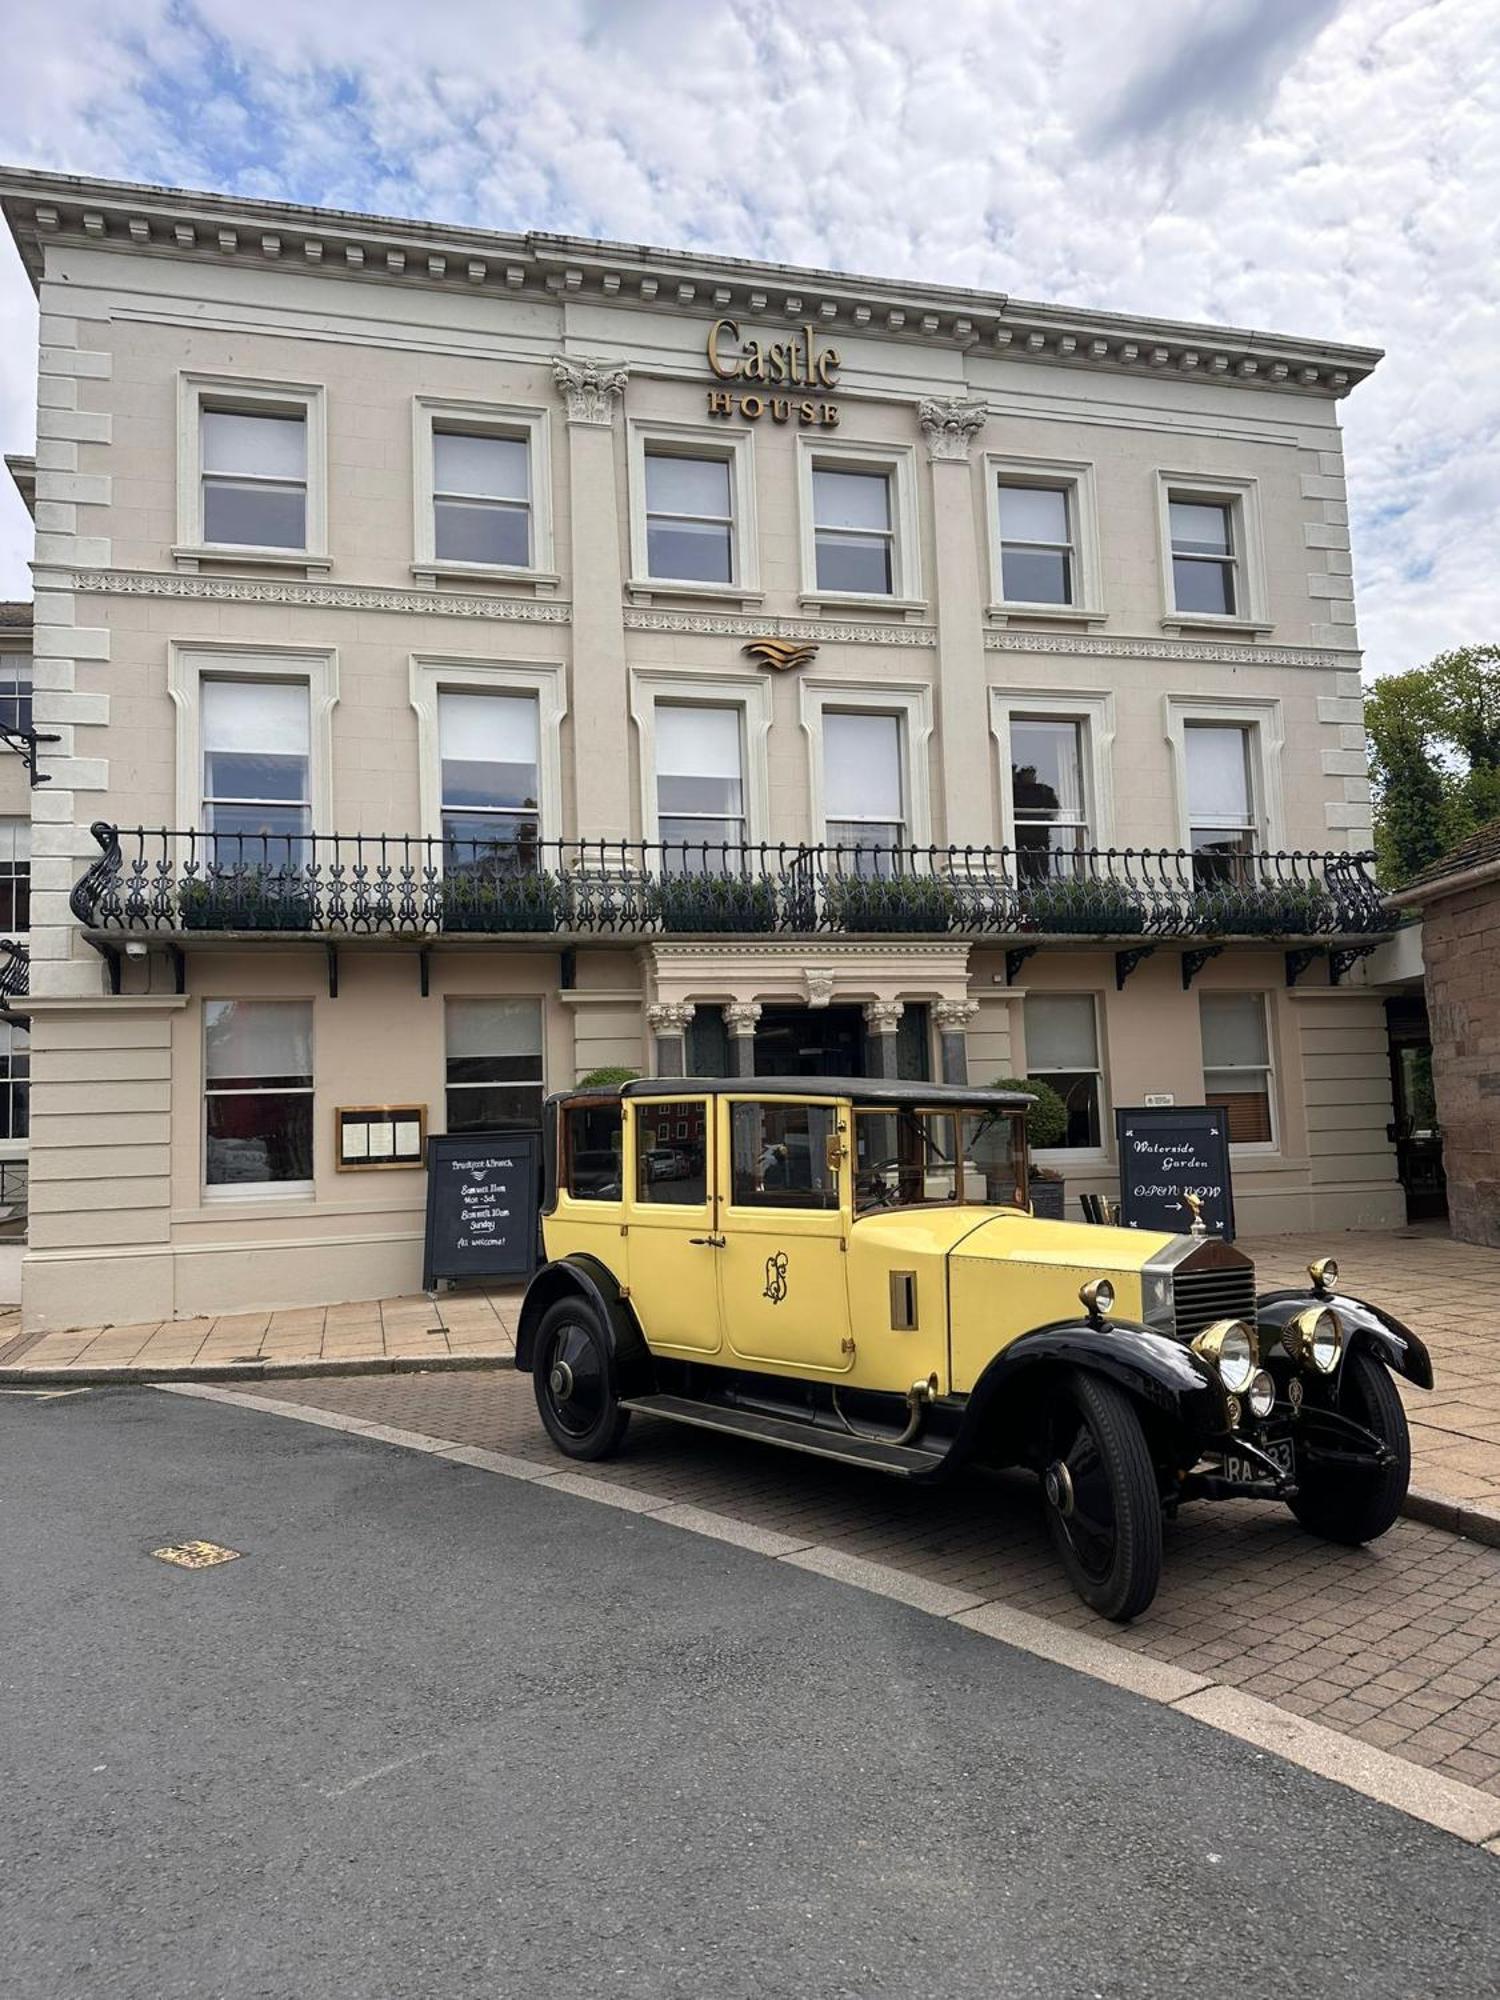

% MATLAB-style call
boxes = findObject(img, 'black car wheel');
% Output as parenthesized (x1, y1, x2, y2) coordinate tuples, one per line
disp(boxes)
(533, 1299, 631, 1462)
(1288, 1347, 1410, 1545)
(1041, 1370, 1163, 1623)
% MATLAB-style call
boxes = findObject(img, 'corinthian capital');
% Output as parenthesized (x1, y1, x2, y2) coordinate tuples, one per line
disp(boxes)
(917, 395, 987, 462)
(724, 1000, 763, 1038)
(862, 999, 905, 1035)
(553, 354, 630, 425)
(646, 1000, 695, 1034)
(933, 998, 980, 1031)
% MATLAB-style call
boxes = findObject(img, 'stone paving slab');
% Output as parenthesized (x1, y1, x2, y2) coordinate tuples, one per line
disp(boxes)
(235, 1362, 1500, 1807)
(2, 1223, 1498, 1523)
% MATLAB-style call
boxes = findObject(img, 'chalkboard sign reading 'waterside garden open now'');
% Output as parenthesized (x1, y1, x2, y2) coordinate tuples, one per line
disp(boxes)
(422, 1133, 541, 1290)
(1115, 1105, 1236, 1242)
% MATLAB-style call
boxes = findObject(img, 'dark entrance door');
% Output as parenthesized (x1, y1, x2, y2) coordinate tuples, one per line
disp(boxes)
(1385, 994, 1447, 1221)
(753, 1004, 866, 1076)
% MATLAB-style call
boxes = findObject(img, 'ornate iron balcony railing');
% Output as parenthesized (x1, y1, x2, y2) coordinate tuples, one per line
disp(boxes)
(69, 824, 1389, 944)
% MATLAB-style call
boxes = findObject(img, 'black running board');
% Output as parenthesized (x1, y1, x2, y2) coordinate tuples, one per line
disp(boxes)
(620, 1392, 946, 1477)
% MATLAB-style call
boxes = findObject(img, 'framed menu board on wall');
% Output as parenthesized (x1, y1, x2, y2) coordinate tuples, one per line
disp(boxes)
(337, 1105, 427, 1171)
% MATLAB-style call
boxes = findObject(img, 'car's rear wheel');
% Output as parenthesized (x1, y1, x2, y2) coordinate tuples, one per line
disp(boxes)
(1041, 1370, 1163, 1623)
(1288, 1348, 1409, 1545)
(533, 1298, 631, 1461)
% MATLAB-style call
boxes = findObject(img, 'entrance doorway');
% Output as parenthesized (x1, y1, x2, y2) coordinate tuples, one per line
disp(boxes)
(751, 1004, 932, 1080)
(1385, 995, 1447, 1222)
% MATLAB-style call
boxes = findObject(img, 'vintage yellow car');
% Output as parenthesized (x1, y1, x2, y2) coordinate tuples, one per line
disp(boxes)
(516, 1078, 1430, 1620)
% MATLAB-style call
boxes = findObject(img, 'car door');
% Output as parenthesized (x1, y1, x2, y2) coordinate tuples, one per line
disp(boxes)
(623, 1094, 722, 1356)
(716, 1094, 854, 1374)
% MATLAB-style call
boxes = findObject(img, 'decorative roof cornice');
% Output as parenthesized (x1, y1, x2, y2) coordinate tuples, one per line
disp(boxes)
(0, 166, 1382, 399)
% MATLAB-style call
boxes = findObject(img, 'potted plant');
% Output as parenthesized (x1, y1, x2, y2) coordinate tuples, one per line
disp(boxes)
(645, 871, 778, 934)
(989, 1073, 1071, 1218)
(1187, 877, 1332, 938)
(440, 868, 566, 933)
(1020, 872, 1147, 936)
(179, 867, 316, 932)
(824, 871, 957, 934)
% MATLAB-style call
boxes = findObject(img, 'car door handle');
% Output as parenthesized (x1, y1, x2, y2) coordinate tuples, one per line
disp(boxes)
(689, 1235, 726, 1248)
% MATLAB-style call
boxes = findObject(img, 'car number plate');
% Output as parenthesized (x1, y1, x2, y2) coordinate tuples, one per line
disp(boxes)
(1223, 1438, 1293, 1485)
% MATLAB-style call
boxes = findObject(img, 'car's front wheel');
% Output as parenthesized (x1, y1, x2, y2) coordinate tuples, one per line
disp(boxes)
(533, 1298, 631, 1461)
(1288, 1348, 1410, 1545)
(1041, 1370, 1163, 1622)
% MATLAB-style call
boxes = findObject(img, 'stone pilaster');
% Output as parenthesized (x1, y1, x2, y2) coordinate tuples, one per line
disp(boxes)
(647, 1000, 695, 1080)
(921, 397, 993, 851)
(934, 998, 979, 1084)
(554, 356, 632, 844)
(724, 1000, 762, 1078)
(862, 999, 905, 1079)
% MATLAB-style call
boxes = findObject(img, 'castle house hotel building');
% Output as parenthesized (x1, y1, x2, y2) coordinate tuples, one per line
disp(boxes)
(0, 169, 1403, 1330)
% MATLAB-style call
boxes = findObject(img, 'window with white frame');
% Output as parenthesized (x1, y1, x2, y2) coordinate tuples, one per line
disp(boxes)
(1168, 496, 1237, 617)
(1009, 719, 1088, 879)
(0, 820, 29, 931)
(812, 465, 894, 595)
(201, 678, 311, 870)
(0, 655, 31, 736)
(825, 710, 905, 873)
(1024, 993, 1104, 1150)
(200, 407, 308, 551)
(0, 1018, 28, 1141)
(438, 691, 541, 876)
(1185, 722, 1258, 885)
(1201, 993, 1276, 1146)
(997, 485, 1075, 605)
(645, 451, 736, 585)
(655, 704, 746, 867)
(204, 1000, 313, 1191)
(432, 428, 531, 569)
(445, 998, 545, 1132)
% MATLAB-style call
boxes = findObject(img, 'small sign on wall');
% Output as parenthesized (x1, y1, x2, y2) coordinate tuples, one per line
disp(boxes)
(337, 1105, 427, 1171)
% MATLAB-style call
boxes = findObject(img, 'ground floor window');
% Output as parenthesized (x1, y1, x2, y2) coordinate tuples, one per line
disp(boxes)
(445, 998, 545, 1132)
(0, 1018, 28, 1139)
(204, 999, 313, 1190)
(1023, 993, 1104, 1150)
(1201, 992, 1275, 1145)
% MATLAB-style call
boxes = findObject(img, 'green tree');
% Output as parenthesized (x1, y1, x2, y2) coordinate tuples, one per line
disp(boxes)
(1365, 645, 1500, 886)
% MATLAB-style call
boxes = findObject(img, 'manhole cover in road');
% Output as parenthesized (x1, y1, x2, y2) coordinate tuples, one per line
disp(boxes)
(151, 1540, 242, 1569)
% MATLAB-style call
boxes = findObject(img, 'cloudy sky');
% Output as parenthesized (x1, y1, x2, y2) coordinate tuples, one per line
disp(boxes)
(1, 0, 1495, 677)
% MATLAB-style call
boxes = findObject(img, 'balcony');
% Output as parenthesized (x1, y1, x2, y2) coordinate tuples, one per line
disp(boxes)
(70, 826, 1389, 949)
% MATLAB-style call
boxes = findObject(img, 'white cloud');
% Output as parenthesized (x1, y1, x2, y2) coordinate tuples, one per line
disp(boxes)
(1, 0, 1497, 676)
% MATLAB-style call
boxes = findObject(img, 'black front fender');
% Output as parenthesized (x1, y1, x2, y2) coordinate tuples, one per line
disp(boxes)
(515, 1254, 654, 1396)
(953, 1318, 1228, 1464)
(1256, 1289, 1433, 1391)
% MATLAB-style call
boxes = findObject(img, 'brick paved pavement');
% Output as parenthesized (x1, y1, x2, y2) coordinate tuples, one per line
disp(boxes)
(10, 1224, 1499, 1514)
(237, 1362, 1500, 1803)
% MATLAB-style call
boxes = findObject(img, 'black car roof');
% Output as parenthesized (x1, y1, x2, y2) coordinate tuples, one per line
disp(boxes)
(552, 1076, 1035, 1110)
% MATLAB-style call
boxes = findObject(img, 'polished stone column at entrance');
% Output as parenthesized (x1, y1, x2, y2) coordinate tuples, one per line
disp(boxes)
(724, 1000, 762, 1077)
(935, 998, 979, 1084)
(862, 999, 905, 1079)
(647, 1000, 695, 1079)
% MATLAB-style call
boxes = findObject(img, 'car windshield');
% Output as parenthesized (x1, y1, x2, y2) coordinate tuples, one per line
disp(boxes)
(853, 1107, 1028, 1214)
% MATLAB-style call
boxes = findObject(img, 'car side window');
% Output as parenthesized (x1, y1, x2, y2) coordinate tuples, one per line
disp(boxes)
(730, 1101, 840, 1210)
(634, 1100, 709, 1204)
(564, 1100, 623, 1201)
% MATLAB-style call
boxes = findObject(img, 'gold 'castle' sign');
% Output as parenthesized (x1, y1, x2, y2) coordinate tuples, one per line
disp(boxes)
(706, 318, 841, 428)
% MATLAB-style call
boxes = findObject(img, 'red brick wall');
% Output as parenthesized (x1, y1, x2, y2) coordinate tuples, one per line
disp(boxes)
(1423, 882, 1500, 1247)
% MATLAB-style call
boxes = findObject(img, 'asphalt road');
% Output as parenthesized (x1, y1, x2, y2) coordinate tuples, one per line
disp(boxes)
(2, 1388, 1497, 2000)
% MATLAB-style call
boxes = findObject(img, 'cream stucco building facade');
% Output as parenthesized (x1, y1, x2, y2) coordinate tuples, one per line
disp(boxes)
(0, 168, 1403, 1331)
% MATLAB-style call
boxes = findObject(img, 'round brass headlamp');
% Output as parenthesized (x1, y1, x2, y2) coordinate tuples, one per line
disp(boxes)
(1079, 1278, 1115, 1322)
(1191, 1318, 1258, 1395)
(1307, 1255, 1340, 1296)
(1284, 1304, 1343, 1375)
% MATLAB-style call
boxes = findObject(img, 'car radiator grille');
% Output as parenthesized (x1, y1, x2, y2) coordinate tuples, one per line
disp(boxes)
(1172, 1262, 1257, 1342)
